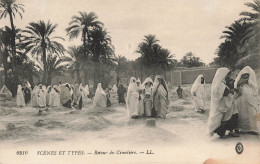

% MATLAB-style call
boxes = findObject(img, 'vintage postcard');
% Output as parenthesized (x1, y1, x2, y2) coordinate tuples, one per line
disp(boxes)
(0, 0, 259, 163)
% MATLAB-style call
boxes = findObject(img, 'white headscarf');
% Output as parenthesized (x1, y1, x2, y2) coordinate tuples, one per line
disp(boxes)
(95, 83, 105, 95)
(152, 75, 168, 95)
(191, 74, 206, 94)
(142, 77, 153, 86)
(17, 85, 23, 95)
(210, 67, 230, 111)
(234, 66, 258, 96)
(27, 82, 31, 88)
(84, 84, 89, 94)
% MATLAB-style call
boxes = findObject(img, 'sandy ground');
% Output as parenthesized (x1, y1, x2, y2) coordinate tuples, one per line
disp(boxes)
(0, 84, 259, 164)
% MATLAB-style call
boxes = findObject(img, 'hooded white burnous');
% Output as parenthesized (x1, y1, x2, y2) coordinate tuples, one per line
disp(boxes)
(152, 75, 169, 118)
(93, 83, 107, 108)
(31, 85, 38, 107)
(191, 74, 206, 112)
(112, 84, 118, 92)
(207, 68, 234, 136)
(49, 85, 61, 107)
(0, 85, 12, 100)
(234, 66, 259, 132)
(126, 77, 139, 117)
(37, 85, 46, 108)
(80, 84, 90, 107)
(142, 77, 153, 116)
(16, 85, 25, 107)
(136, 78, 144, 116)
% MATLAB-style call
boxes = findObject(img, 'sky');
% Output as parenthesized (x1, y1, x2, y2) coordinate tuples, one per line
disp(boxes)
(0, 0, 252, 64)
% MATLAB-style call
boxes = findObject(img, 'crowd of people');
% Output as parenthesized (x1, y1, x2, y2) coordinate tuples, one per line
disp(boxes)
(0, 65, 259, 138)
(126, 76, 169, 118)
(6, 82, 114, 110)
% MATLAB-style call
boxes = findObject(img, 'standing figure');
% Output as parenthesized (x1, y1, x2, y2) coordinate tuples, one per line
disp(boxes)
(191, 75, 206, 113)
(136, 78, 144, 116)
(93, 83, 107, 108)
(73, 84, 81, 106)
(176, 85, 183, 99)
(49, 85, 60, 107)
(126, 77, 139, 118)
(37, 84, 46, 108)
(46, 86, 52, 106)
(31, 85, 38, 107)
(234, 66, 259, 135)
(152, 75, 169, 118)
(143, 77, 153, 117)
(105, 88, 112, 107)
(207, 68, 239, 138)
(117, 84, 126, 104)
(60, 84, 72, 108)
(23, 82, 31, 104)
(16, 85, 25, 107)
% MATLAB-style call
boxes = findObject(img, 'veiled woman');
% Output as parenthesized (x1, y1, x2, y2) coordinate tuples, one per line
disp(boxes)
(31, 85, 38, 107)
(37, 84, 46, 108)
(191, 74, 206, 113)
(16, 85, 25, 107)
(72, 84, 81, 106)
(60, 84, 72, 108)
(207, 68, 239, 138)
(93, 83, 107, 108)
(152, 75, 169, 118)
(136, 78, 144, 116)
(234, 66, 259, 135)
(49, 85, 60, 107)
(143, 77, 153, 117)
(0, 85, 12, 101)
(126, 77, 139, 118)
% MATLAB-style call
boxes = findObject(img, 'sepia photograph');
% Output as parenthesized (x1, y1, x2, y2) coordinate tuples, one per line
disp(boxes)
(0, 0, 260, 163)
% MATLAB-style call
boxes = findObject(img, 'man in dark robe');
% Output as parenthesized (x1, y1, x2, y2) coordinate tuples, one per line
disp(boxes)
(117, 84, 126, 104)
(23, 82, 31, 104)
(176, 85, 183, 99)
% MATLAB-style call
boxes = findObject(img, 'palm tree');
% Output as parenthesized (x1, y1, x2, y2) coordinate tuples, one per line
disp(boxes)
(0, 0, 24, 63)
(67, 46, 84, 83)
(114, 55, 128, 86)
(22, 20, 65, 85)
(66, 12, 103, 56)
(89, 27, 115, 89)
(45, 55, 72, 85)
(240, 0, 260, 22)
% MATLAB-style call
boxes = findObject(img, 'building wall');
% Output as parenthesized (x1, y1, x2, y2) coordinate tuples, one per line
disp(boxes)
(169, 67, 218, 86)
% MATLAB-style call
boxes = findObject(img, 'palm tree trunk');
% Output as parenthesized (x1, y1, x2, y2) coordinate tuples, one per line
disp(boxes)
(42, 43, 47, 85)
(76, 68, 80, 84)
(8, 9, 18, 96)
(3, 50, 8, 85)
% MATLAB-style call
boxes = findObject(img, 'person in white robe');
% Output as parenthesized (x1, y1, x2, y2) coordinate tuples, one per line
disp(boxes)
(73, 84, 81, 106)
(31, 85, 38, 107)
(152, 75, 169, 118)
(0, 85, 12, 101)
(93, 83, 107, 108)
(234, 66, 259, 135)
(136, 78, 144, 116)
(207, 67, 239, 138)
(112, 84, 118, 92)
(126, 77, 139, 118)
(143, 77, 153, 117)
(191, 74, 206, 113)
(16, 85, 25, 107)
(37, 85, 46, 108)
(49, 85, 60, 107)
(46, 86, 52, 106)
